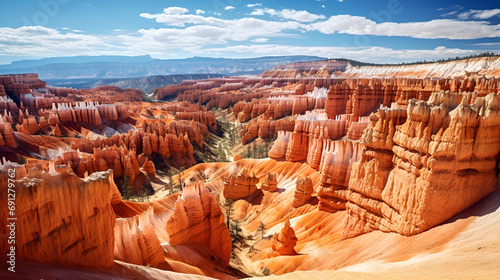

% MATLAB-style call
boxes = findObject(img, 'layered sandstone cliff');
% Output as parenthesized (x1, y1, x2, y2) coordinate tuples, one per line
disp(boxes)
(167, 182, 232, 265)
(345, 91, 500, 238)
(114, 207, 165, 266)
(0, 164, 116, 268)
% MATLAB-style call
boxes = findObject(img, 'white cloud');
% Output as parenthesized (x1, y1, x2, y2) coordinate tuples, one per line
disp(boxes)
(163, 7, 189, 14)
(309, 16, 500, 39)
(250, 9, 265, 16)
(278, 9, 326, 22)
(458, 9, 500, 20)
(72, 29, 84, 33)
(225, 6, 235, 11)
(472, 42, 500, 46)
(441, 11, 457, 17)
(140, 11, 226, 27)
(251, 8, 325, 22)
(121, 18, 303, 52)
(140, 7, 500, 43)
(247, 3, 262, 8)
(196, 9, 205, 15)
(252, 38, 269, 43)
(139, 8, 304, 42)
(1, 25, 495, 65)
(0, 26, 117, 57)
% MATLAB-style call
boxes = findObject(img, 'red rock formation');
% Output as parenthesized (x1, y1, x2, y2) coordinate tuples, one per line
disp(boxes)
(285, 131, 308, 162)
(268, 220, 298, 257)
(52, 124, 61, 136)
(0, 96, 18, 114)
(344, 91, 500, 238)
(0, 118, 16, 148)
(261, 172, 278, 192)
(268, 131, 291, 160)
(345, 116, 370, 140)
(223, 168, 259, 200)
(74, 102, 102, 125)
(175, 111, 217, 132)
(96, 104, 119, 121)
(293, 177, 313, 207)
(0, 168, 116, 268)
(114, 207, 165, 266)
(166, 182, 232, 265)
(233, 154, 243, 161)
(241, 121, 259, 144)
(142, 158, 156, 177)
(317, 140, 364, 212)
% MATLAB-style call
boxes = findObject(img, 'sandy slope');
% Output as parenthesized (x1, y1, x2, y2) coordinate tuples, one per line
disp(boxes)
(249, 189, 500, 279)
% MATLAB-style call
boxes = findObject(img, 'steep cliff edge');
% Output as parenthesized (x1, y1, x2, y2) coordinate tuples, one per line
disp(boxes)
(342, 57, 500, 79)
(345, 91, 500, 238)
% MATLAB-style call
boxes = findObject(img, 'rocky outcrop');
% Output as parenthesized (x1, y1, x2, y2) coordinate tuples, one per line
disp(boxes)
(223, 168, 259, 200)
(344, 91, 500, 238)
(261, 172, 278, 192)
(293, 177, 313, 207)
(268, 220, 298, 257)
(0, 166, 116, 268)
(142, 159, 156, 177)
(166, 182, 232, 265)
(285, 130, 309, 162)
(0, 117, 16, 148)
(175, 111, 217, 132)
(316, 140, 364, 213)
(268, 131, 291, 160)
(114, 207, 165, 266)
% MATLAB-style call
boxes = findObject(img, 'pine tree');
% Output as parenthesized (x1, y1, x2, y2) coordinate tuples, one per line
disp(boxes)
(225, 198, 234, 227)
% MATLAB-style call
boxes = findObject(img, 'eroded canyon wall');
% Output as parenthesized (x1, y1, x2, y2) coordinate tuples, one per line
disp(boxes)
(345, 92, 500, 237)
(167, 182, 232, 265)
(0, 163, 116, 268)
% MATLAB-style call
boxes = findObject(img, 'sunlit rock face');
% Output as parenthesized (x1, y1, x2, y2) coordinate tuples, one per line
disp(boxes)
(344, 92, 500, 238)
(268, 220, 298, 258)
(0, 166, 116, 268)
(316, 139, 364, 213)
(167, 182, 232, 265)
(262, 172, 278, 192)
(222, 168, 259, 200)
(114, 207, 165, 267)
(293, 177, 313, 208)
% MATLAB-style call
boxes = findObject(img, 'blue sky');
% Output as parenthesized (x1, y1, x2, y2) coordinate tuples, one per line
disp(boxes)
(0, 0, 499, 64)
